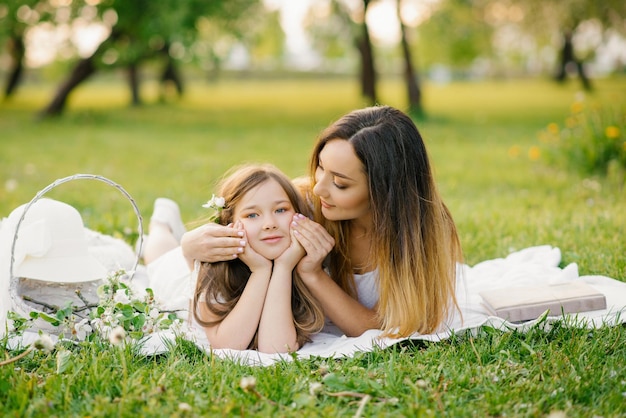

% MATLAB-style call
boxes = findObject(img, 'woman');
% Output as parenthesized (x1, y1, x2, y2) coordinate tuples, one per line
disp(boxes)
(182, 105, 463, 338)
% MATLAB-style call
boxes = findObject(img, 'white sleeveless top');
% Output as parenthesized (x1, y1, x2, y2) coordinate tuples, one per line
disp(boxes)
(354, 269, 379, 309)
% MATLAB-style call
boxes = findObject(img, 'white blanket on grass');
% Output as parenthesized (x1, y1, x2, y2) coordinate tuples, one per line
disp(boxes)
(8, 246, 626, 366)
(143, 245, 626, 365)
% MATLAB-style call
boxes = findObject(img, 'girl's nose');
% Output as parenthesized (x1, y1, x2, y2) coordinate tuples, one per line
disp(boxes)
(263, 216, 278, 230)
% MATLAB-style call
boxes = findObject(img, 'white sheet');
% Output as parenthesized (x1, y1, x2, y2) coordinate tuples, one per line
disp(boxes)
(140, 245, 626, 365)
(8, 246, 626, 366)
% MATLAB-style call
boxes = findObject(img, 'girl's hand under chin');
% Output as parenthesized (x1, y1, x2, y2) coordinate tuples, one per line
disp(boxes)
(274, 228, 306, 270)
(235, 221, 272, 273)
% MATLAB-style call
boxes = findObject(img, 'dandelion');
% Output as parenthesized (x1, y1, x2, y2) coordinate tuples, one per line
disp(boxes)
(34, 334, 55, 352)
(309, 382, 323, 396)
(5, 179, 18, 192)
(547, 123, 559, 135)
(605, 126, 620, 139)
(317, 364, 330, 376)
(178, 402, 192, 412)
(528, 146, 541, 161)
(570, 102, 583, 114)
(109, 326, 126, 345)
(508, 145, 521, 158)
(239, 376, 257, 391)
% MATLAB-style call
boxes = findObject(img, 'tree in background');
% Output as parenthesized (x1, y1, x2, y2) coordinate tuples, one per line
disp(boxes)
(38, 0, 264, 117)
(397, 0, 423, 118)
(415, 0, 493, 79)
(0, 0, 265, 116)
(479, 0, 626, 87)
(305, 0, 378, 105)
(358, 0, 377, 105)
(0, 0, 54, 99)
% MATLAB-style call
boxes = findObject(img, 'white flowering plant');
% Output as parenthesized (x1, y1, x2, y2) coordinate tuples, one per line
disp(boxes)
(6, 270, 183, 345)
(202, 194, 226, 223)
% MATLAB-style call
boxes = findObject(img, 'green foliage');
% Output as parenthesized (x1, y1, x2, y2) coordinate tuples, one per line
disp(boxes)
(7, 271, 183, 343)
(416, 0, 493, 68)
(540, 101, 626, 180)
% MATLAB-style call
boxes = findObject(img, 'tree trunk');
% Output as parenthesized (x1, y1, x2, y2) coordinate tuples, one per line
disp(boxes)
(128, 63, 141, 106)
(38, 58, 96, 117)
(358, 0, 377, 105)
(39, 32, 119, 118)
(3, 35, 25, 99)
(555, 30, 591, 91)
(397, 0, 423, 118)
(159, 46, 184, 101)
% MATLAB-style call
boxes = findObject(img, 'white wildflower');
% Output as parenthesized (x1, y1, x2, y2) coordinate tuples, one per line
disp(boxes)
(113, 289, 131, 304)
(109, 326, 126, 345)
(239, 376, 256, 391)
(74, 318, 93, 341)
(202, 194, 225, 209)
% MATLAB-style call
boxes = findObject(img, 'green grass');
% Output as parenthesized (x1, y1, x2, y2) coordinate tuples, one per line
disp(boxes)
(1, 76, 625, 416)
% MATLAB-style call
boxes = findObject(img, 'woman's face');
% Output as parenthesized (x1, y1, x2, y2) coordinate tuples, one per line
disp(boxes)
(234, 178, 296, 260)
(313, 139, 370, 222)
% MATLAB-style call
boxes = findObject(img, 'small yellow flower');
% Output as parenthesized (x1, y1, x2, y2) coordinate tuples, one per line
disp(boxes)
(508, 145, 521, 158)
(547, 123, 559, 135)
(528, 146, 541, 161)
(570, 102, 584, 114)
(605, 126, 620, 139)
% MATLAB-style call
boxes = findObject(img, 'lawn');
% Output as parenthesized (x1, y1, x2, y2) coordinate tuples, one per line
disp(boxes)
(1, 75, 625, 416)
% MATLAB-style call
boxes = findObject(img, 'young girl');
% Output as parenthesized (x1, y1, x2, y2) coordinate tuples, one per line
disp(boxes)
(182, 106, 463, 339)
(191, 164, 324, 353)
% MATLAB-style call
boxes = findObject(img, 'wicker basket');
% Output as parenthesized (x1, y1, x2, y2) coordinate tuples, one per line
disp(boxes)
(8, 174, 144, 334)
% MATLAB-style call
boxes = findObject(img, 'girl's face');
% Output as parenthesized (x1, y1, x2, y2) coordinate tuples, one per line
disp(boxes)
(234, 178, 296, 260)
(313, 139, 370, 222)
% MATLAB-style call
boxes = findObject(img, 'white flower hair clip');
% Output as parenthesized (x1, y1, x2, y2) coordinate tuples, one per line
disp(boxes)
(202, 194, 226, 223)
(202, 194, 226, 210)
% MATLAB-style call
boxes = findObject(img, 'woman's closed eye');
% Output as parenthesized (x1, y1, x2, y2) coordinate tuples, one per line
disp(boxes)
(333, 180, 347, 190)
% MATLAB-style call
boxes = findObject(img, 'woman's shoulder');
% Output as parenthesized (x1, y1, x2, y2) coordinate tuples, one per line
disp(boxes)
(353, 269, 379, 309)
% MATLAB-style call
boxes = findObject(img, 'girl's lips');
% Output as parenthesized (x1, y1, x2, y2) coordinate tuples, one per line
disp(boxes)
(320, 200, 333, 209)
(261, 236, 283, 244)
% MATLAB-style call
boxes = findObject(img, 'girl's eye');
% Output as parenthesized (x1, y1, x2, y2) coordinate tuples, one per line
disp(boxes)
(333, 181, 347, 190)
(245, 213, 258, 219)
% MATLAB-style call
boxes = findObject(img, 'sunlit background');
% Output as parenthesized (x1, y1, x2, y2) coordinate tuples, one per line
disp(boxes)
(2, 0, 624, 76)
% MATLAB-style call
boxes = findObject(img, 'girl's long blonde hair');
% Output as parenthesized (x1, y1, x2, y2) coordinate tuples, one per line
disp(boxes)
(193, 164, 325, 349)
(309, 106, 463, 337)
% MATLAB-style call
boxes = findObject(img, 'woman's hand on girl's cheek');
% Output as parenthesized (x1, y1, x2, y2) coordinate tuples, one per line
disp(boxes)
(291, 214, 335, 276)
(180, 222, 246, 263)
(235, 221, 272, 273)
